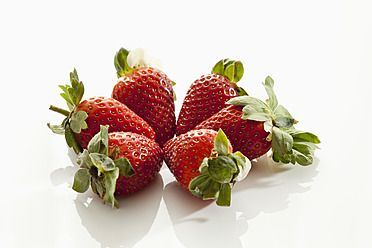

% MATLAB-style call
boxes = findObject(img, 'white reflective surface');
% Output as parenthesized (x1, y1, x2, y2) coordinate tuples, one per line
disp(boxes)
(1, 1, 372, 247)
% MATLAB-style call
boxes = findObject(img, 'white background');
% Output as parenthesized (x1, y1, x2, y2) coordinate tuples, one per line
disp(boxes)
(1, 0, 371, 247)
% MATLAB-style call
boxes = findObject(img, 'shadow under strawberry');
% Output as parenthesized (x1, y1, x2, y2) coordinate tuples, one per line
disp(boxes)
(50, 147, 80, 188)
(163, 181, 213, 221)
(74, 173, 163, 248)
(162, 155, 319, 248)
(231, 155, 320, 220)
(163, 180, 245, 248)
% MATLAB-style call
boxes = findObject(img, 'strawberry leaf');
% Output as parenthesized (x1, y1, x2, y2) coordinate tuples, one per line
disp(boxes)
(228, 152, 251, 182)
(208, 156, 237, 184)
(59, 90, 74, 111)
(59, 85, 75, 111)
(292, 142, 318, 156)
(273, 116, 295, 129)
(263, 76, 278, 110)
(229, 96, 272, 121)
(235, 86, 249, 96)
(199, 158, 209, 173)
(212, 59, 224, 76)
(272, 128, 320, 166)
(91, 178, 105, 198)
(189, 174, 214, 198)
(274, 105, 293, 118)
(72, 169, 91, 193)
(272, 127, 294, 156)
(70, 69, 84, 107)
(114, 157, 135, 177)
(233, 61, 244, 83)
(212, 59, 244, 83)
(226, 76, 320, 166)
(114, 47, 133, 77)
(87, 125, 109, 155)
(242, 106, 272, 121)
(291, 149, 313, 165)
(69, 111, 88, 134)
(90, 153, 116, 172)
(58, 69, 84, 110)
(228, 96, 271, 114)
(70, 68, 79, 83)
(188, 129, 253, 206)
(226, 95, 250, 106)
(103, 167, 120, 208)
(90, 178, 99, 196)
(216, 183, 231, 207)
(189, 174, 226, 201)
(287, 129, 321, 144)
(49, 69, 87, 154)
(77, 150, 94, 169)
(72, 125, 140, 208)
(199, 178, 220, 200)
(214, 129, 230, 156)
(188, 156, 244, 206)
(227, 77, 295, 124)
(171, 80, 177, 101)
(65, 124, 83, 154)
(47, 123, 65, 135)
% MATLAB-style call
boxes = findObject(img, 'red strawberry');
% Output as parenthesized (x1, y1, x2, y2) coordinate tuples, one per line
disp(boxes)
(72, 125, 163, 208)
(48, 69, 155, 154)
(194, 76, 321, 166)
(112, 47, 176, 147)
(195, 105, 272, 160)
(175, 59, 247, 136)
(164, 128, 251, 206)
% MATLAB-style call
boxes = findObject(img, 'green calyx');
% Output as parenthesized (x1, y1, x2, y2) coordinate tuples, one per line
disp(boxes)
(226, 76, 321, 166)
(114, 47, 135, 78)
(212, 58, 247, 96)
(72, 125, 135, 208)
(47, 69, 88, 154)
(189, 129, 249, 207)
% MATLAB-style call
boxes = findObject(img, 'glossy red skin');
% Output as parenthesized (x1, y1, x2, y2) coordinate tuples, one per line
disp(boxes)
(112, 67, 176, 147)
(175, 74, 238, 136)
(108, 132, 163, 196)
(194, 105, 272, 160)
(73, 96, 156, 149)
(164, 129, 232, 192)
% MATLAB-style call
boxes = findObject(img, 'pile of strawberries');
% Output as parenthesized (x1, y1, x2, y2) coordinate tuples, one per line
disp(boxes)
(48, 47, 320, 208)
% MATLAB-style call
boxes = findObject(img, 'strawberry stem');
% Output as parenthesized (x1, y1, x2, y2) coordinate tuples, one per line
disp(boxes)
(49, 105, 70, 117)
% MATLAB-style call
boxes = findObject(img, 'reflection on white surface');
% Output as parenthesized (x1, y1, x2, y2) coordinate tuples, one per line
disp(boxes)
(3, 0, 372, 246)
(50, 149, 164, 248)
(50, 148, 79, 187)
(49, 150, 319, 248)
(161, 155, 319, 248)
(74, 175, 163, 248)
(163, 182, 245, 248)
(232, 155, 320, 218)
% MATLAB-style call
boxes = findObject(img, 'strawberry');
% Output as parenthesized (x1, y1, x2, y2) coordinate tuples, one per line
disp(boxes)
(194, 76, 321, 166)
(48, 69, 155, 154)
(175, 59, 247, 136)
(72, 125, 163, 208)
(164, 128, 251, 206)
(112, 47, 176, 147)
(195, 105, 272, 160)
